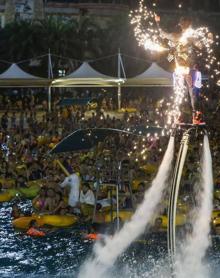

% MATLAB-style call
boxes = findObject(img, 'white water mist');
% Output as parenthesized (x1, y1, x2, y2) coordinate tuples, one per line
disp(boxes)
(78, 136, 175, 278)
(177, 135, 213, 278)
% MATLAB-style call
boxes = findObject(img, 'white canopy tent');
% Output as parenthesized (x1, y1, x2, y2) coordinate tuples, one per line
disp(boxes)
(52, 62, 124, 87)
(0, 63, 51, 87)
(124, 62, 173, 87)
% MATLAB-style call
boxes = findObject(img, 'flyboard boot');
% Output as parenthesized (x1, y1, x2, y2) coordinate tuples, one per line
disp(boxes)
(192, 111, 205, 125)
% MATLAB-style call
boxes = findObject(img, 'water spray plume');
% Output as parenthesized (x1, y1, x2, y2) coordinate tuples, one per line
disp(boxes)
(177, 135, 213, 278)
(79, 136, 175, 278)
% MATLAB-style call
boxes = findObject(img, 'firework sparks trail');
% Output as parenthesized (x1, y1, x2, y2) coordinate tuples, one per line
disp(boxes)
(130, 0, 220, 126)
(129, 0, 166, 52)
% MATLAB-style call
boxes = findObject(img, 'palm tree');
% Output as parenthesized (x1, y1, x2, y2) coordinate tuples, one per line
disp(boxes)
(33, 0, 45, 21)
(5, 0, 15, 25)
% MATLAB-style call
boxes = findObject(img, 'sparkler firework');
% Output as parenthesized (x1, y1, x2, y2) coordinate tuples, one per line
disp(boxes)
(129, 0, 166, 52)
(130, 0, 220, 125)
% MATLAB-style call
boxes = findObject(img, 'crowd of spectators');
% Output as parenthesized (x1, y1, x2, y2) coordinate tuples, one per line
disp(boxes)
(0, 87, 220, 231)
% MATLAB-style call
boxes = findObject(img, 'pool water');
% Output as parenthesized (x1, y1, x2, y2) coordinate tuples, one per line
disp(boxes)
(1, 201, 220, 278)
(0, 201, 92, 278)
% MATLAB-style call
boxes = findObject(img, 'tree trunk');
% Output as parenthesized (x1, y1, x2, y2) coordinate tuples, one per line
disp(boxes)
(33, 0, 45, 21)
(5, 0, 15, 25)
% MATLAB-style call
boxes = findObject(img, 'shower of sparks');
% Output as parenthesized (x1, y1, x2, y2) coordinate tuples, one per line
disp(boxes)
(130, 0, 220, 126)
(129, 0, 167, 52)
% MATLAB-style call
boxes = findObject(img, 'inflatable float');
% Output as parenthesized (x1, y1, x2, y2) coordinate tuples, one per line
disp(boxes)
(12, 214, 78, 229)
(0, 184, 41, 202)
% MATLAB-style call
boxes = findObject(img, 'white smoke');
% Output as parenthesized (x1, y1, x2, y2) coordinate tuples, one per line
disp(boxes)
(78, 136, 175, 278)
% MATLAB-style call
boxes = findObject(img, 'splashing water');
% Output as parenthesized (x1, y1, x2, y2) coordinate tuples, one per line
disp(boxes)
(78, 136, 175, 278)
(176, 135, 213, 278)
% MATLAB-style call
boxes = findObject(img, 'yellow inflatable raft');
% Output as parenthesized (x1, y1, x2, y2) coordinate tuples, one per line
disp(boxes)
(0, 192, 12, 202)
(104, 210, 133, 223)
(213, 217, 220, 226)
(159, 214, 187, 229)
(12, 214, 78, 229)
(214, 190, 220, 200)
(0, 185, 41, 202)
(118, 108, 137, 113)
(212, 210, 220, 219)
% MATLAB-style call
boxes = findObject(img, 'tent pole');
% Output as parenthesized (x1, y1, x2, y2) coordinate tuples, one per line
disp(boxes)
(48, 49, 53, 113)
(118, 49, 122, 110)
(48, 86, 52, 113)
(118, 84, 121, 110)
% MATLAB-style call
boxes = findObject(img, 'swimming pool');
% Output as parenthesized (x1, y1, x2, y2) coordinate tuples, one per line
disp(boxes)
(1, 201, 220, 278)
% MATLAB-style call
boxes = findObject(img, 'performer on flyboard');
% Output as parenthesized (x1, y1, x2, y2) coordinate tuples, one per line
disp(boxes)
(190, 64, 203, 124)
(155, 15, 205, 124)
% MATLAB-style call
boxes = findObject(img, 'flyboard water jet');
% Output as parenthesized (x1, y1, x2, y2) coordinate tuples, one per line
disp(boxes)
(130, 2, 218, 276)
(167, 124, 207, 276)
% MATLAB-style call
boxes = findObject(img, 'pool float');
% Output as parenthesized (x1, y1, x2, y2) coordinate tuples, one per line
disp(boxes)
(0, 192, 13, 202)
(37, 135, 49, 145)
(159, 214, 186, 228)
(118, 108, 137, 113)
(214, 190, 220, 200)
(140, 164, 157, 174)
(212, 210, 220, 219)
(12, 214, 78, 229)
(19, 185, 40, 198)
(0, 178, 15, 188)
(0, 188, 18, 202)
(213, 217, 220, 226)
(104, 210, 133, 223)
(0, 185, 41, 202)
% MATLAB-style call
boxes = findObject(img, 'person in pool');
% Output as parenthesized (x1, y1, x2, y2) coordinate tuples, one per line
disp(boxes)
(0, 182, 4, 193)
(32, 187, 47, 212)
(11, 204, 24, 219)
(26, 220, 46, 237)
(43, 188, 57, 213)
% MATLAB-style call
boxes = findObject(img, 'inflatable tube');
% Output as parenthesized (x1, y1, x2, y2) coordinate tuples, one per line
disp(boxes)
(0, 185, 41, 203)
(213, 217, 220, 226)
(19, 185, 40, 198)
(118, 108, 137, 113)
(212, 210, 220, 219)
(0, 178, 15, 188)
(214, 190, 220, 200)
(104, 210, 133, 223)
(160, 214, 186, 229)
(12, 214, 78, 229)
(0, 192, 13, 202)
(0, 189, 18, 202)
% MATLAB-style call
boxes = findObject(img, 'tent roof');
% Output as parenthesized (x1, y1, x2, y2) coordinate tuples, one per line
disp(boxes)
(124, 62, 173, 87)
(0, 63, 51, 87)
(52, 62, 123, 87)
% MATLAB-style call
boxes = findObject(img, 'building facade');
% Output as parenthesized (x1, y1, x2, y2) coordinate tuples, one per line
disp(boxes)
(1, 0, 220, 28)
(0, 0, 131, 27)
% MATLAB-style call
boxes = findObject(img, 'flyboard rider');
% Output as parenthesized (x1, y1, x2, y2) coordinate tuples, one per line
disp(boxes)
(155, 15, 205, 125)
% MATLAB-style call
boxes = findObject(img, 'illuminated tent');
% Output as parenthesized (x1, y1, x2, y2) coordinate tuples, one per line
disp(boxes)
(52, 62, 124, 87)
(124, 62, 173, 87)
(0, 63, 51, 87)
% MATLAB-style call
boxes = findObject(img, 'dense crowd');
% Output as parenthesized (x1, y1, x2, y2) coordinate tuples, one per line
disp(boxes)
(0, 88, 220, 235)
